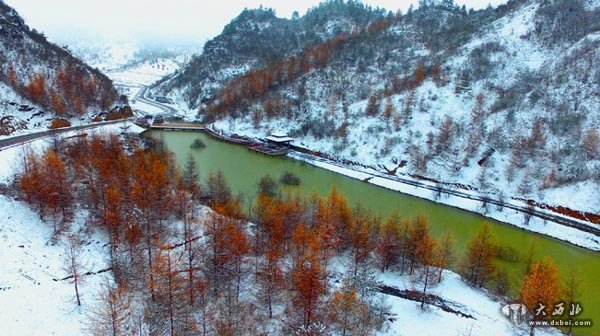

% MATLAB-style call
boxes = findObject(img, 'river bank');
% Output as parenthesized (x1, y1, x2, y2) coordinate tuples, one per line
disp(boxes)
(289, 150, 600, 252)
(163, 124, 600, 252)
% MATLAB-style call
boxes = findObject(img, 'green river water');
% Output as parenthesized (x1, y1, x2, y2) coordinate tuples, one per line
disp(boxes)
(150, 130, 599, 335)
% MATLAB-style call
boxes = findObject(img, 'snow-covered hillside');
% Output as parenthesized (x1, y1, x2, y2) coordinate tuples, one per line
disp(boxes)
(63, 39, 139, 71)
(0, 189, 563, 336)
(0, 123, 145, 335)
(63, 37, 197, 73)
(369, 266, 559, 336)
(2, 190, 557, 336)
(0, 81, 45, 138)
(0, 139, 559, 336)
(108, 58, 182, 86)
(151, 3, 389, 108)
(161, 0, 600, 215)
(0, 2, 127, 136)
(0, 195, 110, 336)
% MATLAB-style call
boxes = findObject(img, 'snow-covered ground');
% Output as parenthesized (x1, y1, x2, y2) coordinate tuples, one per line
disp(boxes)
(0, 122, 145, 335)
(372, 267, 559, 336)
(0, 195, 110, 336)
(108, 58, 180, 86)
(1, 193, 555, 336)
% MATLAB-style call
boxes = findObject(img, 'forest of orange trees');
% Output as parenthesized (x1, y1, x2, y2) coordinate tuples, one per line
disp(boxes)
(14, 134, 574, 335)
(1, 62, 117, 116)
(205, 14, 408, 122)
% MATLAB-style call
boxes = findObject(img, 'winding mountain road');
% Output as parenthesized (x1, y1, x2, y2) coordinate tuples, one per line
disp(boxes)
(0, 118, 132, 151)
(130, 84, 177, 118)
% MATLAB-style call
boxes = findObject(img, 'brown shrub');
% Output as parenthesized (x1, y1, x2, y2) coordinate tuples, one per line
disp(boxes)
(106, 106, 133, 121)
(49, 118, 71, 129)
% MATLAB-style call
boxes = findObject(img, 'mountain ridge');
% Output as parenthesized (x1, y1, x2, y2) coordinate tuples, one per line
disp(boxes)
(154, 0, 600, 213)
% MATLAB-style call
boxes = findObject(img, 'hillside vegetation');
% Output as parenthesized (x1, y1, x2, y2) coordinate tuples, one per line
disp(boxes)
(10, 133, 568, 335)
(0, 1, 125, 135)
(154, 0, 600, 213)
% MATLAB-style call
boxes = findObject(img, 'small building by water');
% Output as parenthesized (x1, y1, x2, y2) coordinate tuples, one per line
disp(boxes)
(248, 132, 294, 156)
(265, 132, 294, 146)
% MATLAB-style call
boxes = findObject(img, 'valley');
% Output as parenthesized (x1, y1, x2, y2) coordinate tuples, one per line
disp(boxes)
(0, 0, 599, 335)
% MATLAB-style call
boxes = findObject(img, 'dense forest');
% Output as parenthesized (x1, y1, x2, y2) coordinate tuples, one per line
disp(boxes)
(14, 133, 579, 335)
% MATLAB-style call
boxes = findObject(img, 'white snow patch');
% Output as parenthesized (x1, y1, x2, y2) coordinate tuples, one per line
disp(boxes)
(0, 195, 110, 336)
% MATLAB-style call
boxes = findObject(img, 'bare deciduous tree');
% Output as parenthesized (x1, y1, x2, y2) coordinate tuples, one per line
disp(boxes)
(86, 281, 131, 336)
(64, 235, 84, 306)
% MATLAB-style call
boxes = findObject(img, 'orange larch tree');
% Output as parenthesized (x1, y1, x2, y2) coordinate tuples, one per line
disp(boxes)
(130, 150, 173, 301)
(328, 282, 371, 336)
(406, 216, 430, 275)
(317, 186, 351, 258)
(26, 73, 47, 107)
(204, 209, 249, 296)
(462, 223, 496, 287)
(87, 281, 131, 336)
(416, 235, 438, 309)
(278, 195, 304, 250)
(104, 181, 124, 262)
(291, 232, 327, 329)
(153, 246, 193, 336)
(376, 211, 402, 272)
(436, 231, 455, 283)
(347, 205, 375, 278)
(49, 89, 67, 116)
(520, 257, 561, 336)
(41, 149, 73, 232)
(18, 150, 44, 214)
(413, 63, 426, 87)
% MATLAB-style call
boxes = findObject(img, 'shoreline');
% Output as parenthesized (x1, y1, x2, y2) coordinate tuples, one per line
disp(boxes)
(288, 150, 599, 252)
(163, 125, 600, 252)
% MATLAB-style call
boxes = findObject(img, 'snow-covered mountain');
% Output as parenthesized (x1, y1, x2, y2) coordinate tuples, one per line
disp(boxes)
(61, 39, 140, 71)
(152, 2, 388, 108)
(64, 39, 197, 74)
(154, 0, 600, 214)
(0, 1, 125, 136)
(106, 57, 187, 87)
